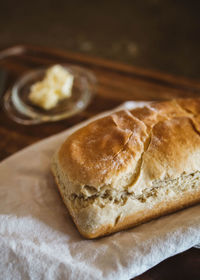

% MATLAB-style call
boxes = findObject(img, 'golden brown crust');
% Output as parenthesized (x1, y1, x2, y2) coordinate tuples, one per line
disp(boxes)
(58, 98, 200, 190)
(52, 98, 200, 239)
(141, 117, 200, 182)
(58, 110, 147, 188)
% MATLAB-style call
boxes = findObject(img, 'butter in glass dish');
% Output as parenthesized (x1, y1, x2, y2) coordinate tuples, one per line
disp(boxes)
(29, 65, 74, 110)
(4, 64, 96, 125)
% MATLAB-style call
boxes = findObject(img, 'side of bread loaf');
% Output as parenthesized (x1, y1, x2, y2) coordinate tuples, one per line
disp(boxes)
(51, 98, 200, 238)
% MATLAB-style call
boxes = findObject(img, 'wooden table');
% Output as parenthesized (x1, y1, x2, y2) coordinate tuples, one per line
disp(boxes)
(0, 45, 200, 280)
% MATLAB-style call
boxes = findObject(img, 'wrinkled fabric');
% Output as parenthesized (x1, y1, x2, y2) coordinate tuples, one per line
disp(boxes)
(0, 102, 200, 280)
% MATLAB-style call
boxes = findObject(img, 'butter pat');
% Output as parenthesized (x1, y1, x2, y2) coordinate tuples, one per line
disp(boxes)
(29, 65, 74, 110)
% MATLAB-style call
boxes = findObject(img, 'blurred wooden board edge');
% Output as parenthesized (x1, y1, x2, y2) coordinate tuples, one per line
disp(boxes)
(1, 44, 200, 163)
(1, 44, 200, 93)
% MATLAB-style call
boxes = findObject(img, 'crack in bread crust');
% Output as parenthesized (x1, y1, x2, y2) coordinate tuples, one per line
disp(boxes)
(69, 171, 200, 209)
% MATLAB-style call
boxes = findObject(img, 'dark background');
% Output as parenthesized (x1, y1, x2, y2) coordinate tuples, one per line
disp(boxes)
(1, 0, 200, 80)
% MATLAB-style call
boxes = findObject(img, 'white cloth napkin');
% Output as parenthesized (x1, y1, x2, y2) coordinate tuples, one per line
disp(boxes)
(0, 101, 200, 280)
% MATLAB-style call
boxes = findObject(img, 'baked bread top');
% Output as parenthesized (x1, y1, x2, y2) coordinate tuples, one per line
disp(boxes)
(58, 98, 200, 196)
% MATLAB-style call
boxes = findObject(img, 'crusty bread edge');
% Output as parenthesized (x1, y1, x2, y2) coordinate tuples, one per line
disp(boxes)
(51, 155, 90, 237)
(85, 190, 200, 239)
(51, 156, 200, 239)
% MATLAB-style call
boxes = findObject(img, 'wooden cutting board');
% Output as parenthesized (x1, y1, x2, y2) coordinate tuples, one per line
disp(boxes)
(0, 45, 200, 280)
(1, 45, 200, 160)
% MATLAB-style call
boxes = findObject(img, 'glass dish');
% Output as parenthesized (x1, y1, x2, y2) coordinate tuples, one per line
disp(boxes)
(4, 65, 96, 125)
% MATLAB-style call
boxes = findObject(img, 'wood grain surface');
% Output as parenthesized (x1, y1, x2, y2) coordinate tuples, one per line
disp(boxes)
(0, 45, 200, 280)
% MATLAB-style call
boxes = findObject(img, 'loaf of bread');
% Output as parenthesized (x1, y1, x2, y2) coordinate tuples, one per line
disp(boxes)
(51, 98, 200, 238)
